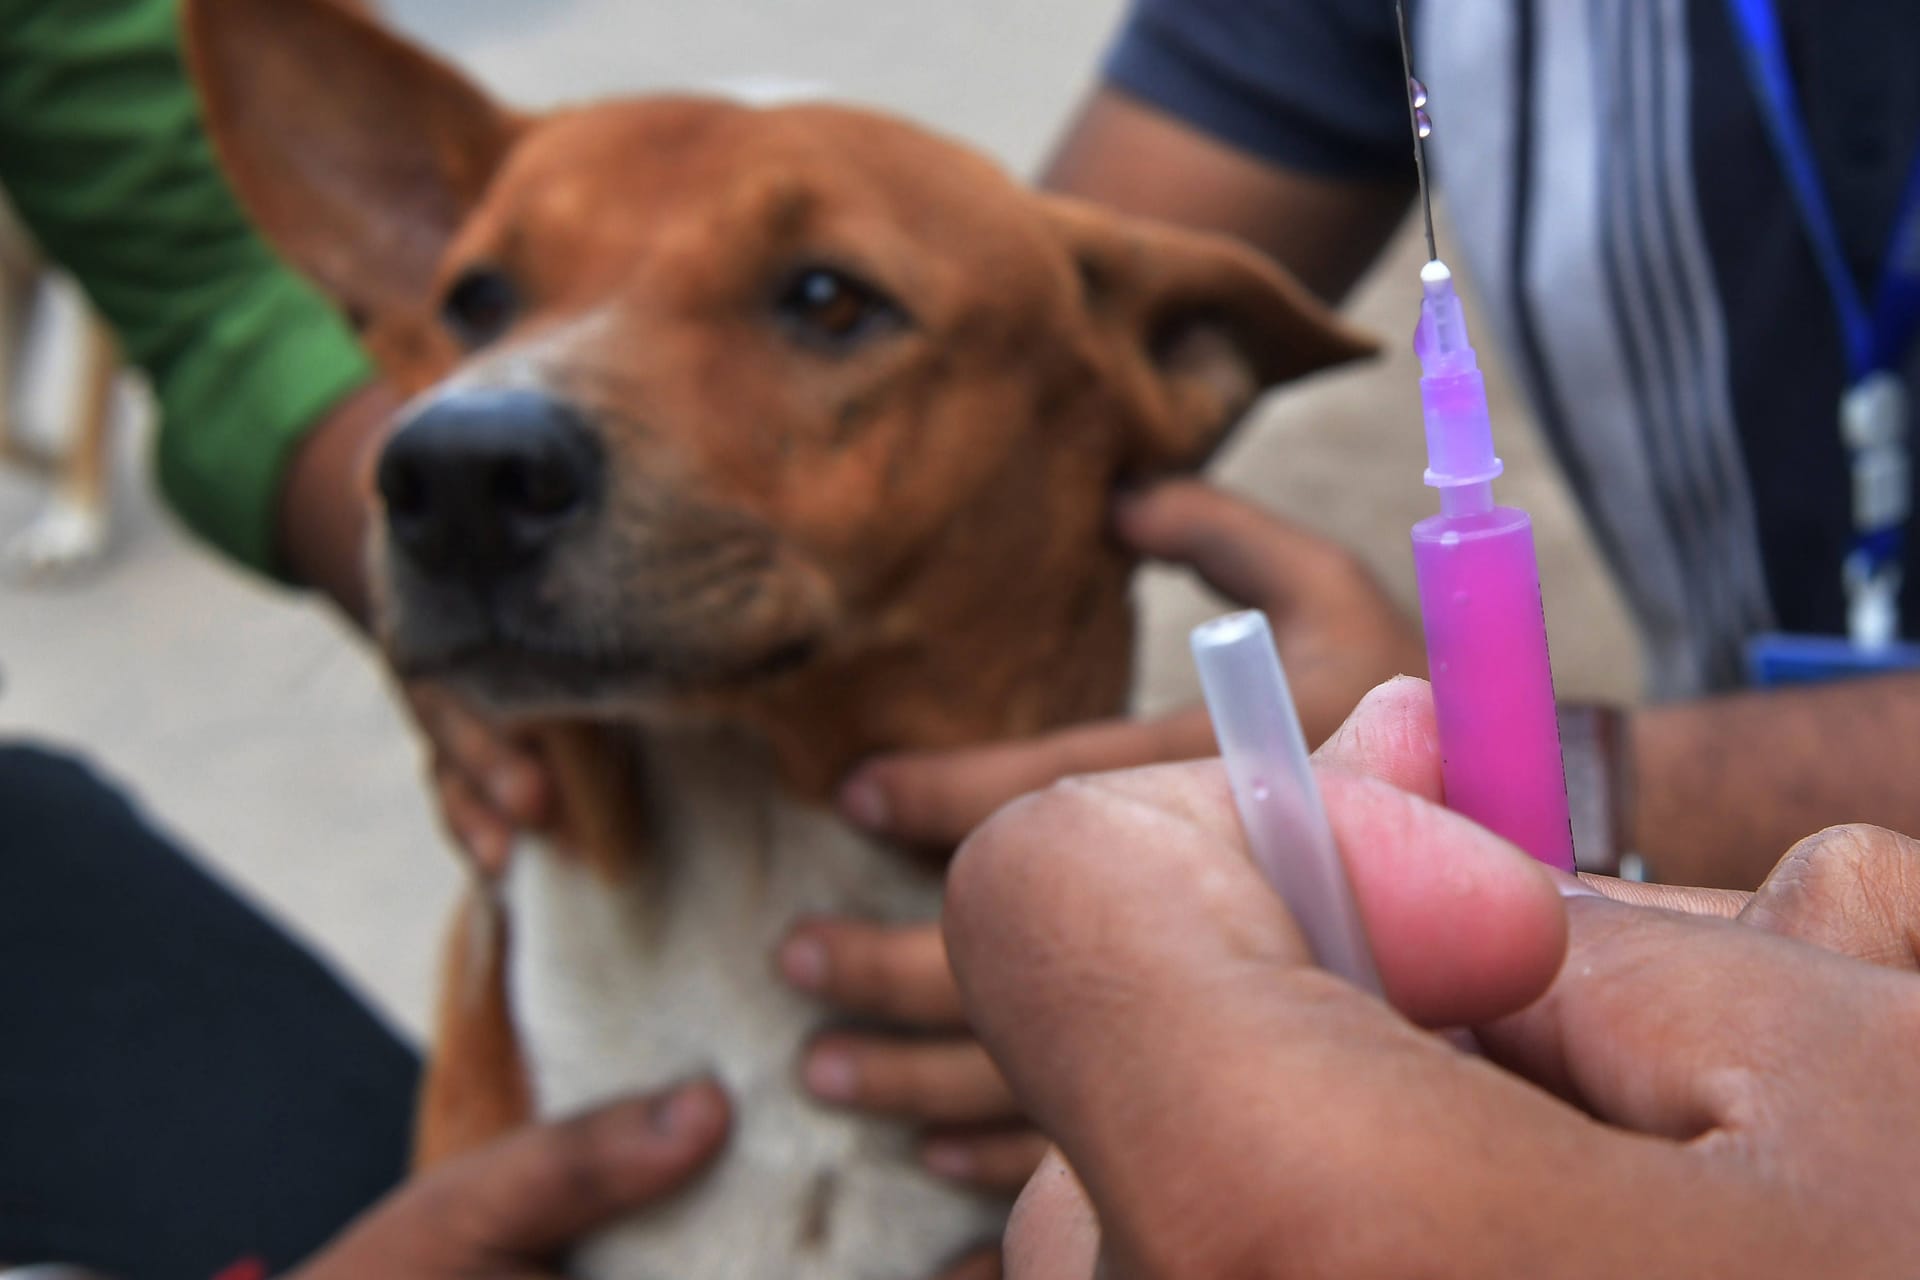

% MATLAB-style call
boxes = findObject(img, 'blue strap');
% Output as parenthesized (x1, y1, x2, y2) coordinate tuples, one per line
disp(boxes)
(1726, 0, 1920, 646)
(1873, 154, 1920, 373)
(1725, 0, 1920, 381)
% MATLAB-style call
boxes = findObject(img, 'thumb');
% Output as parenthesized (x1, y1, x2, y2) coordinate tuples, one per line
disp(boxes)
(1004, 1151, 1099, 1280)
(1311, 676, 1446, 803)
(1739, 824, 1920, 969)
(946, 760, 1569, 1276)
(947, 758, 1567, 1135)
(437, 1080, 730, 1259)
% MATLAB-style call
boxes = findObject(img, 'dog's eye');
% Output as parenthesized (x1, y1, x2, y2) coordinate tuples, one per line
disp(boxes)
(775, 267, 902, 350)
(441, 267, 520, 349)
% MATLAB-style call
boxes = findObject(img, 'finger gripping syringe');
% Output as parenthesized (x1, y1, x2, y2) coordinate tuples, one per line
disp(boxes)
(1399, 4, 1575, 872)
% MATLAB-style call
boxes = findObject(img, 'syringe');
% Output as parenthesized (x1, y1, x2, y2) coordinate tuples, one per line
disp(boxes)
(1396, 3, 1575, 872)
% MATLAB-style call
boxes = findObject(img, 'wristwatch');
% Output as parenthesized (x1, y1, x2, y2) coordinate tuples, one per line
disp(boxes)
(1557, 703, 1645, 881)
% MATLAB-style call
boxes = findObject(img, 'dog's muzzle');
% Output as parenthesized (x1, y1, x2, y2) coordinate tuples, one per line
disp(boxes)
(376, 387, 602, 583)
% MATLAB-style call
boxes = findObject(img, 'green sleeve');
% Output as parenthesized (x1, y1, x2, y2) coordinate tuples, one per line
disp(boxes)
(0, 0, 374, 575)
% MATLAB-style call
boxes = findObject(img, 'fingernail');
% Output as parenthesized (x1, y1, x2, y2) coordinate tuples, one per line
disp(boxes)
(1553, 871, 1603, 898)
(1110, 487, 1150, 530)
(804, 1048, 859, 1102)
(648, 1080, 717, 1136)
(474, 828, 511, 878)
(838, 774, 890, 833)
(486, 765, 530, 814)
(921, 1141, 976, 1180)
(779, 934, 830, 993)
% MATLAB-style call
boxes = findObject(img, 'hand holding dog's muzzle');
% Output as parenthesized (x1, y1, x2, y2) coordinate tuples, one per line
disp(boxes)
(403, 681, 554, 875)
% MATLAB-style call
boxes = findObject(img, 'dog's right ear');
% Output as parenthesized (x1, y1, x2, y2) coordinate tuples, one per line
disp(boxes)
(1038, 196, 1375, 476)
(184, 0, 521, 323)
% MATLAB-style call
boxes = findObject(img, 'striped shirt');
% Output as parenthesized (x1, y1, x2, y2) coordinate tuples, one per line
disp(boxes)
(1106, 0, 1920, 697)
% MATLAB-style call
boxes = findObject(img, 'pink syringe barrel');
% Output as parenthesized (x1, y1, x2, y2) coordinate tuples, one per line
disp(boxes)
(1410, 261, 1575, 872)
(1413, 506, 1574, 871)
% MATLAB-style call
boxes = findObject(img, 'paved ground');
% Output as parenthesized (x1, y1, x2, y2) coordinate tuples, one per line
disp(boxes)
(0, 0, 1636, 1042)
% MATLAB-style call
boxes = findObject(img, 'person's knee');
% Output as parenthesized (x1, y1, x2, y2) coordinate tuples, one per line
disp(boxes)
(0, 742, 115, 805)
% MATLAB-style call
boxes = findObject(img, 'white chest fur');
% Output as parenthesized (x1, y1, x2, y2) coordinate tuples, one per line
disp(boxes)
(502, 732, 1003, 1279)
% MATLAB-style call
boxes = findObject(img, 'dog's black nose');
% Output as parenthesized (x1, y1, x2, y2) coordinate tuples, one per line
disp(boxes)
(377, 389, 600, 579)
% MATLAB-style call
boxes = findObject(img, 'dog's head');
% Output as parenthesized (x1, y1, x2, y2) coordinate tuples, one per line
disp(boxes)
(188, 0, 1370, 762)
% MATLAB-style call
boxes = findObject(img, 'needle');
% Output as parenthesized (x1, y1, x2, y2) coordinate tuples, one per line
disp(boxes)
(1395, 0, 1437, 263)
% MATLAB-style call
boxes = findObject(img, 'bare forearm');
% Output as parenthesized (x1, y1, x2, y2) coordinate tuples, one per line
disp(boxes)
(1630, 674, 1920, 889)
(275, 379, 401, 629)
(1039, 89, 1412, 305)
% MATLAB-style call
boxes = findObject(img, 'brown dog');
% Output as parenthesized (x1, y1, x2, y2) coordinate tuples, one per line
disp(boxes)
(186, 0, 1370, 1274)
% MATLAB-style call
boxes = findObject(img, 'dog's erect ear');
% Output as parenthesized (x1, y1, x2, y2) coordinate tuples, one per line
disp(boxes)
(1040, 196, 1377, 474)
(184, 0, 521, 322)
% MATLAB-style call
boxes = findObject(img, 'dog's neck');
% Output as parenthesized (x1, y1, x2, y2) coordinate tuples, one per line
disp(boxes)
(537, 549, 1136, 870)
(755, 549, 1137, 799)
(504, 563, 1131, 1268)
(503, 724, 1003, 1278)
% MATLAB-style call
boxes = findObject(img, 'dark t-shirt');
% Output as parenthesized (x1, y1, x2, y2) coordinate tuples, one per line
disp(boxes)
(1105, 0, 1920, 695)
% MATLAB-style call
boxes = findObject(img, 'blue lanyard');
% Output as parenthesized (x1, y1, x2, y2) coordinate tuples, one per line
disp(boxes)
(1724, 0, 1920, 382)
(1726, 0, 1920, 648)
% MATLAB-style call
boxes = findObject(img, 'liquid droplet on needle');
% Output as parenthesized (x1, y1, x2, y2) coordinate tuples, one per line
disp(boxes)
(1415, 107, 1434, 139)
(1409, 77, 1428, 109)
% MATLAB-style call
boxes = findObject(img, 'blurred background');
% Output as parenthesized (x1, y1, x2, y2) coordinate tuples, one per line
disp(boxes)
(0, 0, 1634, 1041)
